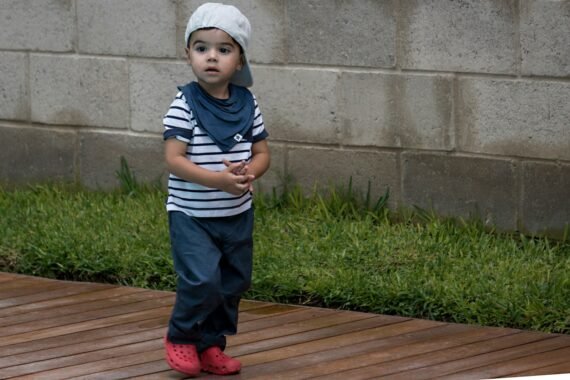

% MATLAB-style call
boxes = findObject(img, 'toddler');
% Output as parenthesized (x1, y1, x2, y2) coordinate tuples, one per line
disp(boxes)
(162, 3, 270, 376)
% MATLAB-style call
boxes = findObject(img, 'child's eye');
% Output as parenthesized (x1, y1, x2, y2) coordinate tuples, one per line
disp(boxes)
(219, 47, 231, 54)
(194, 45, 207, 53)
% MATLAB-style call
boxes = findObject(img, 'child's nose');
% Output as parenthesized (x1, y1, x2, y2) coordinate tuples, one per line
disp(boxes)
(207, 50, 217, 61)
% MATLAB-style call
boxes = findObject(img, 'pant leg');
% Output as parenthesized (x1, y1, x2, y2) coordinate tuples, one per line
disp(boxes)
(200, 208, 254, 351)
(167, 211, 224, 346)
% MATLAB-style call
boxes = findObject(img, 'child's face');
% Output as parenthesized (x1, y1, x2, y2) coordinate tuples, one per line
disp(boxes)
(186, 28, 243, 97)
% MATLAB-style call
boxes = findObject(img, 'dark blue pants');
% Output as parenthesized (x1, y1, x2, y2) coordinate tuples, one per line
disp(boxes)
(167, 209, 254, 352)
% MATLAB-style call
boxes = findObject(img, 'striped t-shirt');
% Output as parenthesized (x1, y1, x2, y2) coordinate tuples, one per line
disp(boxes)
(163, 90, 268, 218)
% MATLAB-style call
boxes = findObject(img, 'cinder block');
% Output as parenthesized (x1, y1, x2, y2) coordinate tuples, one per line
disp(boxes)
(179, 0, 287, 64)
(339, 71, 453, 150)
(287, 147, 399, 208)
(402, 153, 517, 230)
(0, 0, 74, 52)
(0, 123, 76, 185)
(287, 0, 396, 68)
(520, 0, 570, 77)
(130, 61, 193, 133)
(255, 141, 285, 195)
(400, 0, 516, 74)
(457, 78, 570, 161)
(521, 162, 570, 238)
(31, 55, 129, 128)
(0, 52, 28, 120)
(79, 132, 165, 190)
(252, 67, 340, 144)
(77, 0, 177, 57)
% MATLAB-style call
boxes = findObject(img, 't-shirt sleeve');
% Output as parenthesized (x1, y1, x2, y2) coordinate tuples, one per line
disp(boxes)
(251, 95, 268, 143)
(163, 92, 194, 142)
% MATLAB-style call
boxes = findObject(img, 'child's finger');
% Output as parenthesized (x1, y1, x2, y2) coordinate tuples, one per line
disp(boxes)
(224, 161, 245, 173)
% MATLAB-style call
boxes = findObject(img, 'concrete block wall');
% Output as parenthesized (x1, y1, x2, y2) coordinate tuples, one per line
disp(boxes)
(0, 0, 568, 237)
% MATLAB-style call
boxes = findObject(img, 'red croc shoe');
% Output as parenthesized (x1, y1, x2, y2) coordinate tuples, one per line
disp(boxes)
(200, 346, 241, 375)
(164, 336, 200, 377)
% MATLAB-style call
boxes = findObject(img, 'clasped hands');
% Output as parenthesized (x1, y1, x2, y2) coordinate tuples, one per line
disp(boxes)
(220, 159, 255, 196)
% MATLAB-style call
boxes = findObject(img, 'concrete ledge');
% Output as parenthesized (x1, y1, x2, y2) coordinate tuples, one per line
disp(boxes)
(256, 142, 286, 195)
(402, 153, 517, 230)
(521, 161, 570, 238)
(287, 147, 399, 207)
(79, 132, 165, 190)
(0, 124, 76, 185)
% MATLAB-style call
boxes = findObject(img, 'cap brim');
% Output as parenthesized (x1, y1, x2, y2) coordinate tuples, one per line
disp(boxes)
(230, 56, 253, 87)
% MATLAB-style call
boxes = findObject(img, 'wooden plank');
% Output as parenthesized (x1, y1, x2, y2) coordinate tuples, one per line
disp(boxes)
(1, 338, 163, 378)
(235, 320, 440, 378)
(321, 331, 555, 379)
(239, 322, 468, 378)
(120, 369, 182, 380)
(237, 307, 341, 333)
(511, 361, 570, 377)
(239, 299, 275, 311)
(231, 309, 374, 346)
(375, 334, 570, 379)
(0, 283, 114, 309)
(231, 315, 412, 359)
(239, 304, 304, 322)
(0, 327, 165, 369)
(0, 286, 144, 318)
(0, 306, 172, 347)
(0, 277, 58, 292)
(69, 360, 173, 380)
(114, 314, 400, 379)
(0, 273, 20, 283)
(245, 323, 518, 379)
(0, 316, 168, 358)
(7, 348, 165, 380)
(0, 274, 56, 283)
(436, 346, 570, 379)
(0, 289, 169, 327)
(0, 294, 174, 337)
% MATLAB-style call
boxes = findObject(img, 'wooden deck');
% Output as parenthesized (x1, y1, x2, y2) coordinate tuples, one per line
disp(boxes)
(0, 272, 568, 379)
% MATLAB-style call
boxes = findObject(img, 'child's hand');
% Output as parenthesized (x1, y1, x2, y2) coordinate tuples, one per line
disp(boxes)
(219, 160, 255, 195)
(223, 159, 255, 193)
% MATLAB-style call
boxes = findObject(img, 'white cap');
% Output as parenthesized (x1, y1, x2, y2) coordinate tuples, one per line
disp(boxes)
(185, 3, 253, 87)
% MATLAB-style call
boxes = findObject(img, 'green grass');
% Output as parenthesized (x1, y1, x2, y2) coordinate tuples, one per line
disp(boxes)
(0, 182, 568, 334)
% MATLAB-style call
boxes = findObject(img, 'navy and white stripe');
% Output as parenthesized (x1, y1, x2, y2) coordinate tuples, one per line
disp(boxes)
(163, 91, 268, 218)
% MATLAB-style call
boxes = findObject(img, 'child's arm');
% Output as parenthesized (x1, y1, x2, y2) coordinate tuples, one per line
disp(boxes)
(247, 139, 270, 180)
(165, 138, 252, 195)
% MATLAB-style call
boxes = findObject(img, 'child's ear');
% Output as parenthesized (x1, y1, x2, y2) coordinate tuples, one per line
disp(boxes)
(238, 54, 244, 70)
(185, 48, 192, 65)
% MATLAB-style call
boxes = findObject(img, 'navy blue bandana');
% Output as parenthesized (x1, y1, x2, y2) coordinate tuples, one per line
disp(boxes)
(179, 82, 254, 152)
